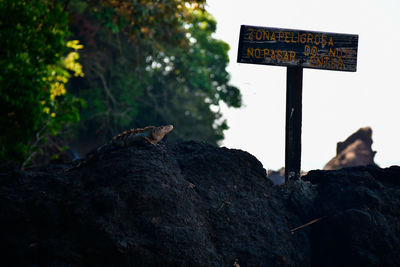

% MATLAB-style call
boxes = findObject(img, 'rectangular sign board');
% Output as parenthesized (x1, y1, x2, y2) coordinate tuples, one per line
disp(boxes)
(237, 25, 358, 72)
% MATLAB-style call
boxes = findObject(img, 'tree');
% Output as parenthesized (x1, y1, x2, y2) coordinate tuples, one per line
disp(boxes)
(68, 0, 241, 148)
(0, 1, 84, 166)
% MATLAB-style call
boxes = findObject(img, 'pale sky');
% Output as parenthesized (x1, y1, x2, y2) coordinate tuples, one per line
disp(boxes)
(206, 0, 400, 171)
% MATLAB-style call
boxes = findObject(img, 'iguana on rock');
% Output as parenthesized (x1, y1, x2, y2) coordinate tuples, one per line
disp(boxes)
(66, 125, 173, 171)
(111, 125, 174, 146)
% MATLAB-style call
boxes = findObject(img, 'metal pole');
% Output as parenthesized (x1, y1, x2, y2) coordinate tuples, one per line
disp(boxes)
(285, 67, 303, 182)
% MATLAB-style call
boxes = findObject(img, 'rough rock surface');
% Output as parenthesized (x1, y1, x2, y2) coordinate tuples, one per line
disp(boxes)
(267, 167, 286, 185)
(1, 141, 399, 266)
(324, 127, 377, 170)
(267, 168, 308, 186)
(304, 166, 400, 266)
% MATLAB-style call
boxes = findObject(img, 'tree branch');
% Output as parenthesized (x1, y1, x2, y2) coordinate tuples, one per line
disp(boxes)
(89, 64, 118, 108)
(63, 0, 72, 12)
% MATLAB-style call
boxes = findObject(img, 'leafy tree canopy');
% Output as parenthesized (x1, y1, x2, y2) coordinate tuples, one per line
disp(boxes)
(0, 0, 241, 166)
(68, 0, 241, 147)
(0, 0, 84, 166)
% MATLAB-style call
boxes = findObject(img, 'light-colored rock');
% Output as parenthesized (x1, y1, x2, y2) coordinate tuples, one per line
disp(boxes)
(324, 127, 377, 170)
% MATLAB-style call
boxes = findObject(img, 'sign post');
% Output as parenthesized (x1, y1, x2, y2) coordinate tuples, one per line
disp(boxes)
(237, 25, 358, 182)
(286, 67, 303, 180)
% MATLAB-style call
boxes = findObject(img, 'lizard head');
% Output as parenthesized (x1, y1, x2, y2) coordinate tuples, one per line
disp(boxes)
(152, 125, 174, 142)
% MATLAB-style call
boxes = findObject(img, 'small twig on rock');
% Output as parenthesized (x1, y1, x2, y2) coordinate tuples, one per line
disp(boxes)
(290, 216, 327, 235)
(217, 201, 231, 211)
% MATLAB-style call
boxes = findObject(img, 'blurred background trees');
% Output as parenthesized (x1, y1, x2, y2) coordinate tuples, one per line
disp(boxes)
(0, 1, 85, 166)
(0, 0, 241, 167)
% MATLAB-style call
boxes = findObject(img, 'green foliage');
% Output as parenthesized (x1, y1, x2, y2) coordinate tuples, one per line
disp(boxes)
(0, 0, 240, 166)
(69, 0, 241, 145)
(43, 40, 86, 135)
(0, 1, 84, 166)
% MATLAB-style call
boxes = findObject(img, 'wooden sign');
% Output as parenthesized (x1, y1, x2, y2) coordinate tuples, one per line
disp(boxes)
(237, 25, 359, 182)
(237, 25, 358, 72)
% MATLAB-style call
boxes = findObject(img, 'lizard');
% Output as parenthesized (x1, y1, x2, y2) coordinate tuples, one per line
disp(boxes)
(66, 125, 173, 171)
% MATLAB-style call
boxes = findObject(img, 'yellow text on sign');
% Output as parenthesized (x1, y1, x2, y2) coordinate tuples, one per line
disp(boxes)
(247, 29, 334, 48)
(247, 48, 296, 62)
(304, 45, 350, 70)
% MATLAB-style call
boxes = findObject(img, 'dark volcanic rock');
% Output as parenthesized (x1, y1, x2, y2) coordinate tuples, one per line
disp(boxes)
(267, 168, 308, 186)
(267, 167, 286, 185)
(0, 141, 311, 266)
(324, 127, 377, 170)
(304, 165, 400, 267)
(0, 141, 399, 266)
